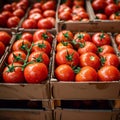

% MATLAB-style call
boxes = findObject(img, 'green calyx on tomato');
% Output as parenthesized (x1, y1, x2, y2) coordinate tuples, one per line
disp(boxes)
(37, 42, 46, 49)
(90, 56, 95, 61)
(66, 50, 74, 61)
(21, 41, 30, 51)
(78, 42, 85, 48)
(99, 33, 105, 40)
(100, 56, 106, 65)
(32, 54, 43, 63)
(77, 33, 84, 39)
(97, 46, 103, 53)
(72, 66, 81, 74)
(42, 33, 49, 40)
(61, 41, 69, 46)
(63, 32, 71, 40)
(12, 53, 24, 63)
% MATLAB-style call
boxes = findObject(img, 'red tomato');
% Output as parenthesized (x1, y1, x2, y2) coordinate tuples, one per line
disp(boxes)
(16, 1, 28, 10)
(3, 4, 13, 12)
(28, 51, 50, 66)
(2, 11, 13, 19)
(56, 42, 73, 52)
(56, 30, 73, 43)
(77, 11, 89, 19)
(56, 48, 80, 66)
(105, 3, 119, 16)
(32, 2, 43, 9)
(97, 45, 115, 56)
(8, 50, 26, 64)
(7, 16, 20, 28)
(0, 14, 7, 27)
(3, 63, 25, 83)
(47, 17, 56, 27)
(29, 8, 42, 15)
(92, 32, 111, 47)
(72, 14, 82, 21)
(109, 13, 120, 20)
(22, 18, 37, 29)
(115, 34, 120, 45)
(55, 64, 75, 81)
(101, 53, 120, 68)
(0, 41, 5, 57)
(95, 13, 107, 20)
(24, 63, 48, 83)
(72, 6, 85, 14)
(58, 11, 72, 21)
(42, 1, 56, 11)
(105, 0, 115, 5)
(78, 41, 97, 55)
(79, 52, 101, 70)
(58, 4, 71, 13)
(28, 13, 43, 22)
(73, 0, 84, 6)
(21, 32, 33, 43)
(62, 0, 72, 7)
(12, 39, 31, 53)
(0, 31, 11, 46)
(32, 40, 51, 55)
(37, 18, 53, 29)
(75, 66, 98, 82)
(98, 65, 120, 81)
(13, 8, 25, 18)
(33, 29, 54, 44)
(43, 10, 55, 18)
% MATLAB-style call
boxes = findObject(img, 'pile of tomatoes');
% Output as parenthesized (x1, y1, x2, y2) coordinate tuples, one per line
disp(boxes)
(0, 0, 29, 28)
(91, 0, 120, 20)
(22, 0, 56, 29)
(2, 29, 54, 83)
(55, 30, 120, 82)
(58, 0, 89, 22)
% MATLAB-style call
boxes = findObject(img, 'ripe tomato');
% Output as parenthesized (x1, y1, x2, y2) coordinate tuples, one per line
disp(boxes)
(101, 53, 120, 68)
(29, 8, 42, 15)
(3, 4, 13, 12)
(92, 32, 111, 47)
(37, 18, 53, 29)
(0, 31, 11, 46)
(115, 34, 120, 45)
(55, 64, 75, 81)
(28, 51, 50, 66)
(33, 29, 54, 44)
(43, 10, 55, 18)
(24, 63, 48, 83)
(97, 45, 115, 56)
(77, 11, 89, 19)
(72, 6, 85, 14)
(79, 52, 101, 70)
(12, 39, 31, 53)
(28, 13, 43, 22)
(56, 48, 79, 66)
(105, 3, 119, 16)
(56, 42, 73, 52)
(109, 13, 120, 20)
(95, 13, 107, 20)
(105, 0, 114, 5)
(98, 65, 120, 81)
(21, 32, 33, 43)
(58, 5, 72, 13)
(75, 66, 98, 82)
(16, 1, 28, 10)
(32, 2, 43, 9)
(78, 41, 97, 55)
(42, 1, 56, 11)
(56, 30, 73, 43)
(32, 40, 51, 55)
(8, 50, 26, 64)
(62, 0, 72, 7)
(47, 17, 56, 27)
(73, 0, 84, 6)
(0, 41, 5, 57)
(13, 8, 25, 18)
(3, 63, 25, 83)
(22, 18, 37, 29)
(7, 16, 20, 28)
(0, 14, 7, 27)
(72, 14, 82, 21)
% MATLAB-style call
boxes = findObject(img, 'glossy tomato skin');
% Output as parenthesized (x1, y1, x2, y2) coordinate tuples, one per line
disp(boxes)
(78, 41, 97, 55)
(75, 66, 98, 82)
(59, 11, 72, 21)
(0, 14, 7, 27)
(55, 64, 75, 81)
(2, 11, 13, 20)
(3, 63, 25, 83)
(101, 53, 119, 68)
(12, 39, 31, 53)
(22, 18, 37, 29)
(98, 65, 120, 81)
(73, 0, 84, 6)
(24, 63, 48, 83)
(7, 16, 20, 28)
(56, 30, 73, 43)
(56, 48, 80, 66)
(8, 50, 26, 64)
(21, 32, 33, 43)
(109, 13, 120, 20)
(13, 8, 25, 18)
(95, 13, 107, 20)
(43, 10, 55, 18)
(58, 5, 72, 13)
(33, 29, 53, 44)
(79, 52, 101, 70)
(0, 41, 5, 57)
(98, 45, 115, 56)
(92, 32, 111, 47)
(28, 51, 50, 66)
(32, 2, 43, 9)
(3, 4, 13, 12)
(0, 31, 11, 46)
(115, 34, 120, 45)
(32, 40, 51, 55)
(29, 8, 42, 15)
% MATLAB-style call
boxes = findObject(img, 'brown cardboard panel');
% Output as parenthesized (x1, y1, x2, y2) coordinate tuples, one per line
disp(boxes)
(51, 81, 120, 100)
(0, 109, 52, 120)
(54, 109, 113, 120)
(0, 83, 50, 100)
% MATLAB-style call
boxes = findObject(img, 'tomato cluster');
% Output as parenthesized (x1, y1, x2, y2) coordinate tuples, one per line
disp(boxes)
(22, 0, 56, 29)
(58, 0, 89, 22)
(0, 0, 29, 28)
(55, 30, 120, 82)
(91, 0, 120, 20)
(2, 29, 54, 83)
